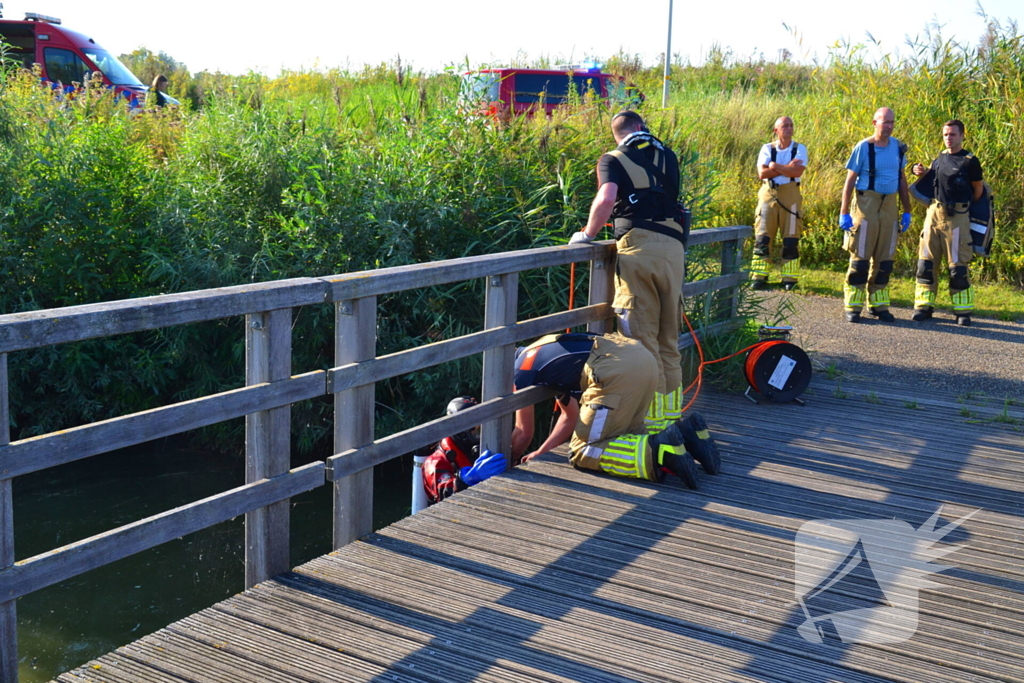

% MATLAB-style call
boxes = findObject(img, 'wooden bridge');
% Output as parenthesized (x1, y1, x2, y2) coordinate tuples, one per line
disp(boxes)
(1, 227, 1021, 682)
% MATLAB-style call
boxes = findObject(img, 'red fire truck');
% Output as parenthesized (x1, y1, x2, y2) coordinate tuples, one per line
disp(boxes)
(0, 10, 149, 107)
(459, 66, 643, 119)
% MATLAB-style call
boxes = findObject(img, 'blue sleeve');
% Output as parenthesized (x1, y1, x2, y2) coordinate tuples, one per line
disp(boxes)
(845, 141, 865, 175)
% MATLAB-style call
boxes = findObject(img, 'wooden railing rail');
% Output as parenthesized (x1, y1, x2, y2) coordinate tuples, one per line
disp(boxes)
(0, 226, 751, 681)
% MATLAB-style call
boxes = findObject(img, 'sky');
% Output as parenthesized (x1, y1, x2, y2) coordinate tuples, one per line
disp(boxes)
(3, 0, 1022, 76)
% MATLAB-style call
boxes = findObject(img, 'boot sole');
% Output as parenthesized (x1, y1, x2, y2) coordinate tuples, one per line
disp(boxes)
(682, 413, 722, 475)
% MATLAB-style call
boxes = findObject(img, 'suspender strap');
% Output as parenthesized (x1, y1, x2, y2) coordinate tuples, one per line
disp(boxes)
(867, 142, 876, 192)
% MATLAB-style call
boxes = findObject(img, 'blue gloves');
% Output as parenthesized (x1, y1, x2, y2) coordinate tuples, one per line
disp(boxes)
(839, 214, 853, 231)
(568, 231, 594, 245)
(459, 449, 507, 487)
(900, 212, 912, 233)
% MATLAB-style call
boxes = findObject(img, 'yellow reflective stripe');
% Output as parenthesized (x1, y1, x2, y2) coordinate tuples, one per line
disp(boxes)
(781, 258, 800, 275)
(869, 288, 890, 306)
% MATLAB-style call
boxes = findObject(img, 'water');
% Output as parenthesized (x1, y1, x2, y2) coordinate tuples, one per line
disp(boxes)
(13, 445, 411, 682)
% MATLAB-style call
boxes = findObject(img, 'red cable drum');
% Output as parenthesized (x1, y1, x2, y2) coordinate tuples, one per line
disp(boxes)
(744, 340, 811, 403)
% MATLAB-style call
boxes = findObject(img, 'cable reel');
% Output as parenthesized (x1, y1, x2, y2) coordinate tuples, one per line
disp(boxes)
(743, 325, 811, 405)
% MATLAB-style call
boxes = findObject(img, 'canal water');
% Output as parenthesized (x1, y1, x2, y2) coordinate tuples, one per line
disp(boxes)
(14, 445, 411, 682)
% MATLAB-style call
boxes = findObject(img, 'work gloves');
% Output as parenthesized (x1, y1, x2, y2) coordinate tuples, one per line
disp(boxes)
(458, 449, 507, 487)
(839, 214, 853, 231)
(568, 231, 594, 244)
(900, 212, 912, 233)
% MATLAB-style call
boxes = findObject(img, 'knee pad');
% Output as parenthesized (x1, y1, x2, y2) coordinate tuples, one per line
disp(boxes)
(781, 238, 800, 260)
(847, 259, 869, 286)
(753, 234, 771, 256)
(950, 265, 970, 291)
(916, 259, 934, 285)
(874, 260, 894, 285)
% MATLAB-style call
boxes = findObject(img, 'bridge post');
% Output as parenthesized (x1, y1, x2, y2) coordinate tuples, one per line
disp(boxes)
(481, 274, 518, 463)
(333, 296, 377, 548)
(588, 253, 615, 334)
(720, 237, 743, 321)
(0, 354, 16, 683)
(244, 308, 293, 588)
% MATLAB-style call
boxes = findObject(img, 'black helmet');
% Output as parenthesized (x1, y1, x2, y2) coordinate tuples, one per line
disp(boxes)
(446, 396, 478, 416)
(445, 396, 480, 457)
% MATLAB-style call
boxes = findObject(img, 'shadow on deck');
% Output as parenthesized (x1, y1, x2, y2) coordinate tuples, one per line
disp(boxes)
(57, 375, 1024, 683)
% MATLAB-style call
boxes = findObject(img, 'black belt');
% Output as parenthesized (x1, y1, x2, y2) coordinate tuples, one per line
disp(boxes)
(614, 218, 687, 247)
(857, 189, 893, 199)
(766, 180, 800, 188)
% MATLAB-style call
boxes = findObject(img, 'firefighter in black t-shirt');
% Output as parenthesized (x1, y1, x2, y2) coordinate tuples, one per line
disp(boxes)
(909, 120, 984, 326)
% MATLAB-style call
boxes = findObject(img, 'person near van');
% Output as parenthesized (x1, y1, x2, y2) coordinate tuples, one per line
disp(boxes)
(568, 111, 686, 430)
(511, 332, 721, 489)
(838, 107, 912, 323)
(908, 120, 984, 326)
(750, 116, 807, 291)
(149, 74, 170, 107)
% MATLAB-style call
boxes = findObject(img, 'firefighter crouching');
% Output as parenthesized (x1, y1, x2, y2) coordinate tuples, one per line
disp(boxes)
(421, 396, 507, 505)
(751, 116, 807, 291)
(909, 119, 986, 326)
(511, 332, 721, 489)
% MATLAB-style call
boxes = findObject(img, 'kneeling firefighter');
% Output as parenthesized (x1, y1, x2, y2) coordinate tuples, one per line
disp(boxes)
(421, 396, 507, 505)
(909, 119, 987, 326)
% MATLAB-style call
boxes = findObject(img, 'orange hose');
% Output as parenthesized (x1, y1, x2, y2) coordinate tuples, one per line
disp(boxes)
(679, 310, 764, 414)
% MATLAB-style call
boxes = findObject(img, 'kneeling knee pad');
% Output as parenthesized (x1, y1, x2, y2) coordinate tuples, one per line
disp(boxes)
(916, 259, 934, 285)
(753, 235, 771, 257)
(875, 260, 894, 285)
(781, 237, 800, 260)
(847, 259, 869, 286)
(950, 265, 970, 291)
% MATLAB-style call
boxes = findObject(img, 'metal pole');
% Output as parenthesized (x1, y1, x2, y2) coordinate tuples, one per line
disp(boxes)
(662, 0, 673, 108)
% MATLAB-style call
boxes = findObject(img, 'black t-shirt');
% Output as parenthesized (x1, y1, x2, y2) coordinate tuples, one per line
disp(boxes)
(931, 149, 983, 205)
(597, 140, 680, 221)
(513, 333, 595, 402)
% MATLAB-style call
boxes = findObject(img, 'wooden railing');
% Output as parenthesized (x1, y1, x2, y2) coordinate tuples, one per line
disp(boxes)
(0, 225, 749, 681)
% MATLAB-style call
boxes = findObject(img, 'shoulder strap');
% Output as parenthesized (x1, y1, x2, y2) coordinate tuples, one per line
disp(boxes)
(867, 142, 876, 192)
(898, 141, 907, 169)
(770, 145, 777, 164)
(608, 149, 652, 190)
(791, 142, 798, 162)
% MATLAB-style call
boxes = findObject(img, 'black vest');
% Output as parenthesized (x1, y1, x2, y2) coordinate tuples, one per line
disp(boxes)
(933, 150, 976, 205)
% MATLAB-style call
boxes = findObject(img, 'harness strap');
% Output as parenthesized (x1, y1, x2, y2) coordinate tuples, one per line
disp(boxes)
(614, 218, 686, 246)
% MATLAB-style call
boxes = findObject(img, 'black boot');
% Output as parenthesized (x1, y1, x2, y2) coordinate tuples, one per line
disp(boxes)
(677, 412, 721, 475)
(649, 425, 699, 489)
(912, 307, 933, 322)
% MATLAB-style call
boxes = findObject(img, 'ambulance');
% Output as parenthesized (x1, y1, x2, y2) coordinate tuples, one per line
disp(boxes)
(0, 9, 149, 107)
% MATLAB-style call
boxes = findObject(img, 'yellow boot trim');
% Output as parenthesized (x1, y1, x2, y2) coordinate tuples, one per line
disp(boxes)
(750, 255, 769, 278)
(843, 283, 866, 311)
(601, 434, 648, 480)
(643, 393, 665, 430)
(869, 288, 890, 308)
(914, 285, 936, 309)
(663, 386, 683, 424)
(781, 258, 799, 279)
(951, 286, 974, 312)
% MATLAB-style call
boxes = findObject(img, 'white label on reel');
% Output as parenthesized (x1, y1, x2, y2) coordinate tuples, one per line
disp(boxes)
(768, 355, 797, 390)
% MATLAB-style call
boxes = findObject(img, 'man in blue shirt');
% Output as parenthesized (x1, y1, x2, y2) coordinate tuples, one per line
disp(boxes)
(838, 107, 913, 323)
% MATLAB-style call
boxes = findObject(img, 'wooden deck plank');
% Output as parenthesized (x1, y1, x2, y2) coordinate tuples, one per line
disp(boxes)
(53, 375, 1024, 683)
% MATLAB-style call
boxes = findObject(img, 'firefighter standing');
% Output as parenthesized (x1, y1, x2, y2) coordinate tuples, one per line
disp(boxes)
(510, 332, 720, 489)
(839, 107, 913, 323)
(750, 116, 807, 291)
(569, 111, 687, 431)
(909, 120, 984, 326)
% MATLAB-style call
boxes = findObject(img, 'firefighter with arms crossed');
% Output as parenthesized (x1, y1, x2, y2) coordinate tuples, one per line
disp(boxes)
(511, 332, 720, 489)
(839, 107, 912, 323)
(750, 116, 807, 291)
(569, 111, 687, 432)
(909, 120, 984, 326)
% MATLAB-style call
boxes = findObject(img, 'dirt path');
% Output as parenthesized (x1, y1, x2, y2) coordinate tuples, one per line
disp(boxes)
(764, 291, 1024, 401)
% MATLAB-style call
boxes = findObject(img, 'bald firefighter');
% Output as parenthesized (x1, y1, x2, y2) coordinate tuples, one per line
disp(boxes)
(750, 116, 807, 291)
(569, 111, 687, 431)
(839, 107, 913, 323)
(511, 332, 720, 489)
(909, 120, 984, 326)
